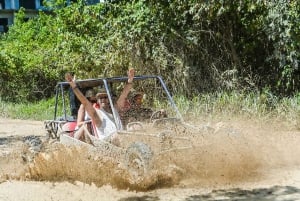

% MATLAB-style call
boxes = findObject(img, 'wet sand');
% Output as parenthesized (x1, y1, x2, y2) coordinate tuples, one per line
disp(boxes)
(1, 117, 300, 201)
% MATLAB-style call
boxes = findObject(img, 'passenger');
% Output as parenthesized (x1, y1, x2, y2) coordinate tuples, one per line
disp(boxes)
(65, 68, 135, 145)
(128, 91, 153, 121)
(76, 88, 98, 129)
(61, 89, 97, 137)
(124, 91, 167, 126)
(122, 91, 154, 130)
(131, 92, 144, 109)
(122, 97, 131, 112)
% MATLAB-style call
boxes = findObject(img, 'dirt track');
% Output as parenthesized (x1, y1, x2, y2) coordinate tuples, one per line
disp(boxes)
(1, 117, 300, 201)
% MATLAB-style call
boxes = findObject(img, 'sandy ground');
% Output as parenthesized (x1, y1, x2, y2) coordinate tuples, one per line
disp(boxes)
(1, 117, 300, 201)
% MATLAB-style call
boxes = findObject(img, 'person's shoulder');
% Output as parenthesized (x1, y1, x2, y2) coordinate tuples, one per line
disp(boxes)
(78, 104, 85, 110)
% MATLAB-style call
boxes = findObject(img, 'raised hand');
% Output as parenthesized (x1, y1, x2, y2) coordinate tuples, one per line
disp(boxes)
(65, 72, 76, 88)
(128, 68, 135, 83)
(65, 72, 74, 82)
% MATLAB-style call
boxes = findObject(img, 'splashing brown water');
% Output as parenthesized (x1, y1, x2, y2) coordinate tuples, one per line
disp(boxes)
(1, 118, 300, 192)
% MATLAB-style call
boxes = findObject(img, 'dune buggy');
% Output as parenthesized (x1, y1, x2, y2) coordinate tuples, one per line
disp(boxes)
(44, 75, 197, 177)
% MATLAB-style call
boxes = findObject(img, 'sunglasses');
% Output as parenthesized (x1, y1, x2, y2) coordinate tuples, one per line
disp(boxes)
(99, 96, 108, 100)
(88, 98, 97, 103)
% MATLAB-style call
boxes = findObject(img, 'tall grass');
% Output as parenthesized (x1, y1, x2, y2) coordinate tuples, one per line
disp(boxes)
(0, 97, 56, 121)
(174, 91, 300, 127)
(1, 91, 300, 128)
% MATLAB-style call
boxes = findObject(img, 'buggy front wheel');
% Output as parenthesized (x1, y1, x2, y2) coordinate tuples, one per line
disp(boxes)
(125, 142, 153, 178)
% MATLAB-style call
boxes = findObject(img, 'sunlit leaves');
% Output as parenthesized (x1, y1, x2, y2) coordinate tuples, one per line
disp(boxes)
(0, 0, 299, 102)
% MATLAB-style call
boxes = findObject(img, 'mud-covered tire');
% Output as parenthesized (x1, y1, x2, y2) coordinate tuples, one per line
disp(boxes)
(125, 142, 153, 177)
(23, 135, 43, 153)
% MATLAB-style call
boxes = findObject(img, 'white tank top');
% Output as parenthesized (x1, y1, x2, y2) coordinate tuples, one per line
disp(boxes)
(84, 111, 90, 121)
(94, 109, 117, 140)
(111, 106, 123, 130)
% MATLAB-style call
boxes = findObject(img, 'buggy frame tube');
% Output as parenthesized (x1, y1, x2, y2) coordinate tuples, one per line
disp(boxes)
(54, 85, 59, 120)
(156, 76, 183, 121)
(52, 75, 182, 122)
(61, 84, 67, 121)
(103, 79, 122, 130)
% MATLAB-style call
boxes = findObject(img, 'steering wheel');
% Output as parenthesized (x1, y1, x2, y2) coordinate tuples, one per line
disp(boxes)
(126, 121, 144, 131)
(150, 110, 166, 122)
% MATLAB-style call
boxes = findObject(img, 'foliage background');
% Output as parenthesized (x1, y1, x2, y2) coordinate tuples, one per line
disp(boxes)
(0, 0, 299, 102)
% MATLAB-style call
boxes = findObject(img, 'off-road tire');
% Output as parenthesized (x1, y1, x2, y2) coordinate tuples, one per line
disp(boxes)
(125, 142, 153, 177)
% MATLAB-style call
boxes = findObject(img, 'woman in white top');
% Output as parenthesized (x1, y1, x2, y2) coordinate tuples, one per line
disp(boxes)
(65, 68, 135, 145)
(76, 88, 97, 129)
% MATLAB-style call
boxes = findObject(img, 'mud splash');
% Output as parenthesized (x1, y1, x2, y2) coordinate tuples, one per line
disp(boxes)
(1, 119, 300, 192)
(19, 144, 183, 191)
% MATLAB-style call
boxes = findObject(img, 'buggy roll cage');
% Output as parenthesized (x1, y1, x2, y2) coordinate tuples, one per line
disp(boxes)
(53, 75, 183, 129)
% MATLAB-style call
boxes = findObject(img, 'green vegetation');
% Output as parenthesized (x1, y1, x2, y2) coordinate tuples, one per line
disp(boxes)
(0, 97, 55, 120)
(0, 1, 299, 122)
(175, 91, 300, 126)
(0, 0, 299, 103)
(1, 91, 300, 130)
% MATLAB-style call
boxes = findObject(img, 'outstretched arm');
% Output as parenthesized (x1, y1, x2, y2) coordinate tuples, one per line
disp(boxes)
(76, 104, 85, 127)
(116, 68, 134, 111)
(65, 73, 102, 128)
